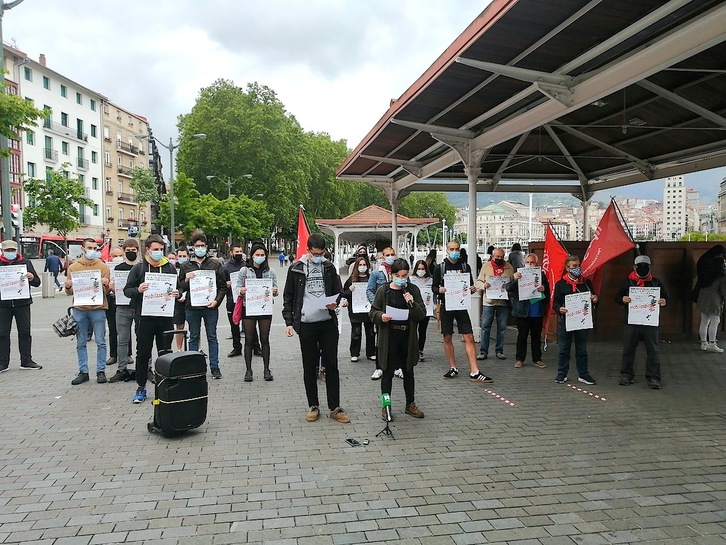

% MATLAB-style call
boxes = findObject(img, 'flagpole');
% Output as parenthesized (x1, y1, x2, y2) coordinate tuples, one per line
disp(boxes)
(610, 197, 635, 243)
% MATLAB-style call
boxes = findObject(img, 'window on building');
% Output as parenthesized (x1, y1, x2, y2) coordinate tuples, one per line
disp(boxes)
(60, 84, 67, 98)
(61, 141, 69, 155)
(61, 112, 68, 127)
(90, 99, 96, 111)
(78, 174, 84, 184)
(91, 151, 98, 164)
(93, 204, 99, 216)
(103, 126, 110, 140)
(140, 212, 145, 223)
(105, 178, 111, 192)
(42, 76, 50, 90)
(76, 92, 82, 105)
(118, 182, 123, 193)
(25, 131, 34, 145)
(26, 162, 36, 178)
(45, 167, 52, 182)
(90, 125, 97, 138)
(62, 170, 70, 179)
(23, 67, 32, 81)
(92, 177, 98, 190)
(106, 207, 111, 219)
(118, 208, 124, 220)
(104, 152, 110, 166)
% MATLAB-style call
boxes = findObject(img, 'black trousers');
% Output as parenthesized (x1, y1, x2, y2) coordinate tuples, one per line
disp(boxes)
(135, 317, 173, 388)
(226, 308, 242, 352)
(381, 327, 415, 404)
(350, 320, 375, 358)
(417, 316, 431, 352)
(106, 297, 117, 358)
(515, 316, 543, 362)
(0, 305, 33, 366)
(299, 319, 340, 410)
(621, 324, 661, 381)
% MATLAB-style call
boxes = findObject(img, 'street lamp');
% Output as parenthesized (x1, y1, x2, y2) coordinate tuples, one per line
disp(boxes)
(205, 174, 252, 198)
(138, 132, 206, 252)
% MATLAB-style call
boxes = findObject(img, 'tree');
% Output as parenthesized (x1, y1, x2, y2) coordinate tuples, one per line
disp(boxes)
(0, 80, 47, 156)
(399, 192, 456, 247)
(22, 166, 94, 249)
(129, 167, 160, 210)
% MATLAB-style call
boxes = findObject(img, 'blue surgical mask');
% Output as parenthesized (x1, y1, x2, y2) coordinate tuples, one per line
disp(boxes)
(253, 256, 265, 265)
(449, 251, 460, 261)
(3, 251, 17, 261)
(310, 256, 323, 265)
(393, 277, 408, 287)
(385, 256, 395, 266)
(178, 257, 188, 265)
(85, 250, 99, 260)
(150, 250, 164, 262)
(194, 247, 207, 258)
(569, 266, 582, 278)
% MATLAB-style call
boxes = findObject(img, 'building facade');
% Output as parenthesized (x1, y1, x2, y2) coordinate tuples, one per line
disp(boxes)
(663, 175, 687, 240)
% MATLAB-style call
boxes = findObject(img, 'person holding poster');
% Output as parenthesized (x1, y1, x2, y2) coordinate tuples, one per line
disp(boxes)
(369, 258, 426, 420)
(552, 255, 598, 385)
(508, 253, 549, 369)
(342, 256, 375, 363)
(65, 238, 111, 385)
(0, 239, 42, 372)
(615, 255, 668, 389)
(108, 240, 139, 383)
(123, 234, 179, 403)
(410, 260, 434, 361)
(233, 242, 278, 382)
(433, 241, 493, 383)
(475, 247, 513, 361)
(178, 231, 227, 380)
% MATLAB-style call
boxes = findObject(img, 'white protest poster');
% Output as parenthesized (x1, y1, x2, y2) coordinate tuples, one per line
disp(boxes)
(411, 277, 435, 316)
(141, 272, 177, 317)
(518, 267, 542, 301)
(113, 269, 131, 306)
(485, 275, 510, 300)
(628, 286, 660, 326)
(245, 278, 273, 316)
(72, 269, 103, 306)
(565, 291, 593, 332)
(0, 265, 29, 301)
(444, 272, 471, 311)
(189, 270, 216, 307)
(351, 282, 371, 314)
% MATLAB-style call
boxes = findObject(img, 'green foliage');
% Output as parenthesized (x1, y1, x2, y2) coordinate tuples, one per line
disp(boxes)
(22, 165, 94, 240)
(0, 80, 47, 156)
(129, 167, 160, 209)
(398, 192, 454, 246)
(678, 231, 726, 242)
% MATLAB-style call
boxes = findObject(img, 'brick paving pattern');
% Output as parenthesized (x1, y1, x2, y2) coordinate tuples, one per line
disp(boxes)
(1, 262, 725, 544)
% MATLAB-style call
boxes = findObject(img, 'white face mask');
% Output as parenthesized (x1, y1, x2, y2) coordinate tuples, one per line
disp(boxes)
(357, 266, 368, 274)
(416, 270, 426, 277)
(111, 256, 123, 264)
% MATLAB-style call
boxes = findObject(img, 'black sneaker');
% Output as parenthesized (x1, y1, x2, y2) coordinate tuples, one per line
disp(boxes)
(469, 371, 493, 383)
(0, 363, 9, 373)
(264, 369, 273, 381)
(443, 367, 459, 378)
(211, 367, 222, 379)
(227, 348, 241, 358)
(648, 378, 662, 390)
(71, 372, 89, 385)
(108, 369, 132, 383)
(619, 375, 634, 386)
(20, 361, 43, 370)
(106, 357, 117, 365)
(244, 369, 253, 382)
(578, 375, 596, 385)
(554, 374, 568, 384)
(97, 371, 107, 384)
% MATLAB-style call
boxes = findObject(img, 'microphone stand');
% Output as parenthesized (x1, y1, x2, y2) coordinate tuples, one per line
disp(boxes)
(376, 418, 395, 440)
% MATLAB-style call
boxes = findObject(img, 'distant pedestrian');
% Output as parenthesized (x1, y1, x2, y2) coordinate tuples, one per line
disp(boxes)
(44, 249, 63, 290)
(694, 244, 726, 353)
(508, 242, 525, 271)
(108, 239, 140, 383)
(615, 255, 668, 389)
(410, 259, 434, 362)
(223, 243, 247, 358)
(278, 250, 286, 267)
(0, 239, 42, 372)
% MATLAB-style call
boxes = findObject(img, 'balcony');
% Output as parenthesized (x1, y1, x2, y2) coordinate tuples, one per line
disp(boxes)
(77, 157, 89, 170)
(117, 220, 131, 229)
(117, 192, 135, 204)
(105, 189, 113, 195)
(116, 140, 139, 155)
(106, 216, 114, 222)
(43, 119, 88, 142)
(44, 148, 58, 162)
(117, 165, 133, 177)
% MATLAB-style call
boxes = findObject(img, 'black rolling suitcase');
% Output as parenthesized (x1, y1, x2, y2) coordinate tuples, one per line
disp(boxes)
(147, 330, 208, 437)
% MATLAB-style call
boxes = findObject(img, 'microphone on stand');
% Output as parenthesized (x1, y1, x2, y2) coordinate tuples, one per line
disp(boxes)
(381, 393, 392, 422)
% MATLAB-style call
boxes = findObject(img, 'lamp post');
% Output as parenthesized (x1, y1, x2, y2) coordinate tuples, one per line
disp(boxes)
(206, 174, 252, 250)
(0, 0, 24, 240)
(138, 132, 206, 252)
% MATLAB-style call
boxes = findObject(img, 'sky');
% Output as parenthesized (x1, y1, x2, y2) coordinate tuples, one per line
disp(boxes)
(4, 0, 724, 204)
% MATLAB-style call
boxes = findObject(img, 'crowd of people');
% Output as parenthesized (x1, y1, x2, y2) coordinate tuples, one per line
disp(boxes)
(1, 234, 725, 420)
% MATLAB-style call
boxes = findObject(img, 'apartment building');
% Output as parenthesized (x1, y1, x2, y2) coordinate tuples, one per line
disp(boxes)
(663, 175, 687, 240)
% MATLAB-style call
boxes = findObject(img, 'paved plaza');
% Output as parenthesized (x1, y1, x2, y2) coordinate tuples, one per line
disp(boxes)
(1, 262, 726, 544)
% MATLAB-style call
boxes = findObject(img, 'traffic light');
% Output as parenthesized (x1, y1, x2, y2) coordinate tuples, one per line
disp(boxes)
(10, 204, 22, 234)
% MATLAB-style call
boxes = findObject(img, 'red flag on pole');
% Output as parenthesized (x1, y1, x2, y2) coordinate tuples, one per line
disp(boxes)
(100, 239, 111, 262)
(295, 205, 310, 261)
(542, 223, 569, 313)
(581, 200, 635, 289)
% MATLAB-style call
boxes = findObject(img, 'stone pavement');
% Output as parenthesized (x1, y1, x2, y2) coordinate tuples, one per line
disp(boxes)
(2, 263, 726, 544)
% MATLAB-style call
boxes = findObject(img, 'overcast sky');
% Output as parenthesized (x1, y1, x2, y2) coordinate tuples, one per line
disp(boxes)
(4, 0, 488, 148)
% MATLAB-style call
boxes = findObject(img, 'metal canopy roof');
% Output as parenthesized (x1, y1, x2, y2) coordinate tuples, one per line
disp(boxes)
(337, 0, 726, 202)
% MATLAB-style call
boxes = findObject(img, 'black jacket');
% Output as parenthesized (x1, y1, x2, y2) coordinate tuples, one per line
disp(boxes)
(223, 258, 246, 311)
(553, 276, 597, 321)
(282, 258, 342, 333)
(123, 258, 178, 317)
(0, 256, 40, 308)
(178, 257, 227, 307)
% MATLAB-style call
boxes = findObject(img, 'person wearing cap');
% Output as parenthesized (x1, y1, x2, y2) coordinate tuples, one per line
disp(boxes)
(0, 239, 42, 372)
(615, 254, 668, 389)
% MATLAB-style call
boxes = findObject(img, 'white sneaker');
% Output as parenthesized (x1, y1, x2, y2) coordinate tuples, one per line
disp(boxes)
(350, 356, 359, 362)
(371, 369, 383, 380)
(707, 343, 724, 353)
(701, 341, 709, 351)
(394, 368, 404, 379)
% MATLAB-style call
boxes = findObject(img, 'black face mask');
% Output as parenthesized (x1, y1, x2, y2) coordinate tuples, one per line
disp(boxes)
(635, 264, 650, 277)
(125, 251, 137, 261)
(232, 254, 243, 262)
(494, 258, 505, 266)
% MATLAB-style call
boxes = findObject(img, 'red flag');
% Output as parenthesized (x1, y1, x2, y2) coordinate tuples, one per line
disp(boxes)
(542, 223, 568, 313)
(581, 200, 635, 288)
(100, 239, 111, 262)
(295, 206, 310, 261)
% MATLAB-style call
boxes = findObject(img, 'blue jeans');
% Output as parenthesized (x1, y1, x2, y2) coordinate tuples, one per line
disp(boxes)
(72, 308, 107, 374)
(557, 319, 589, 378)
(480, 305, 508, 355)
(186, 306, 220, 368)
